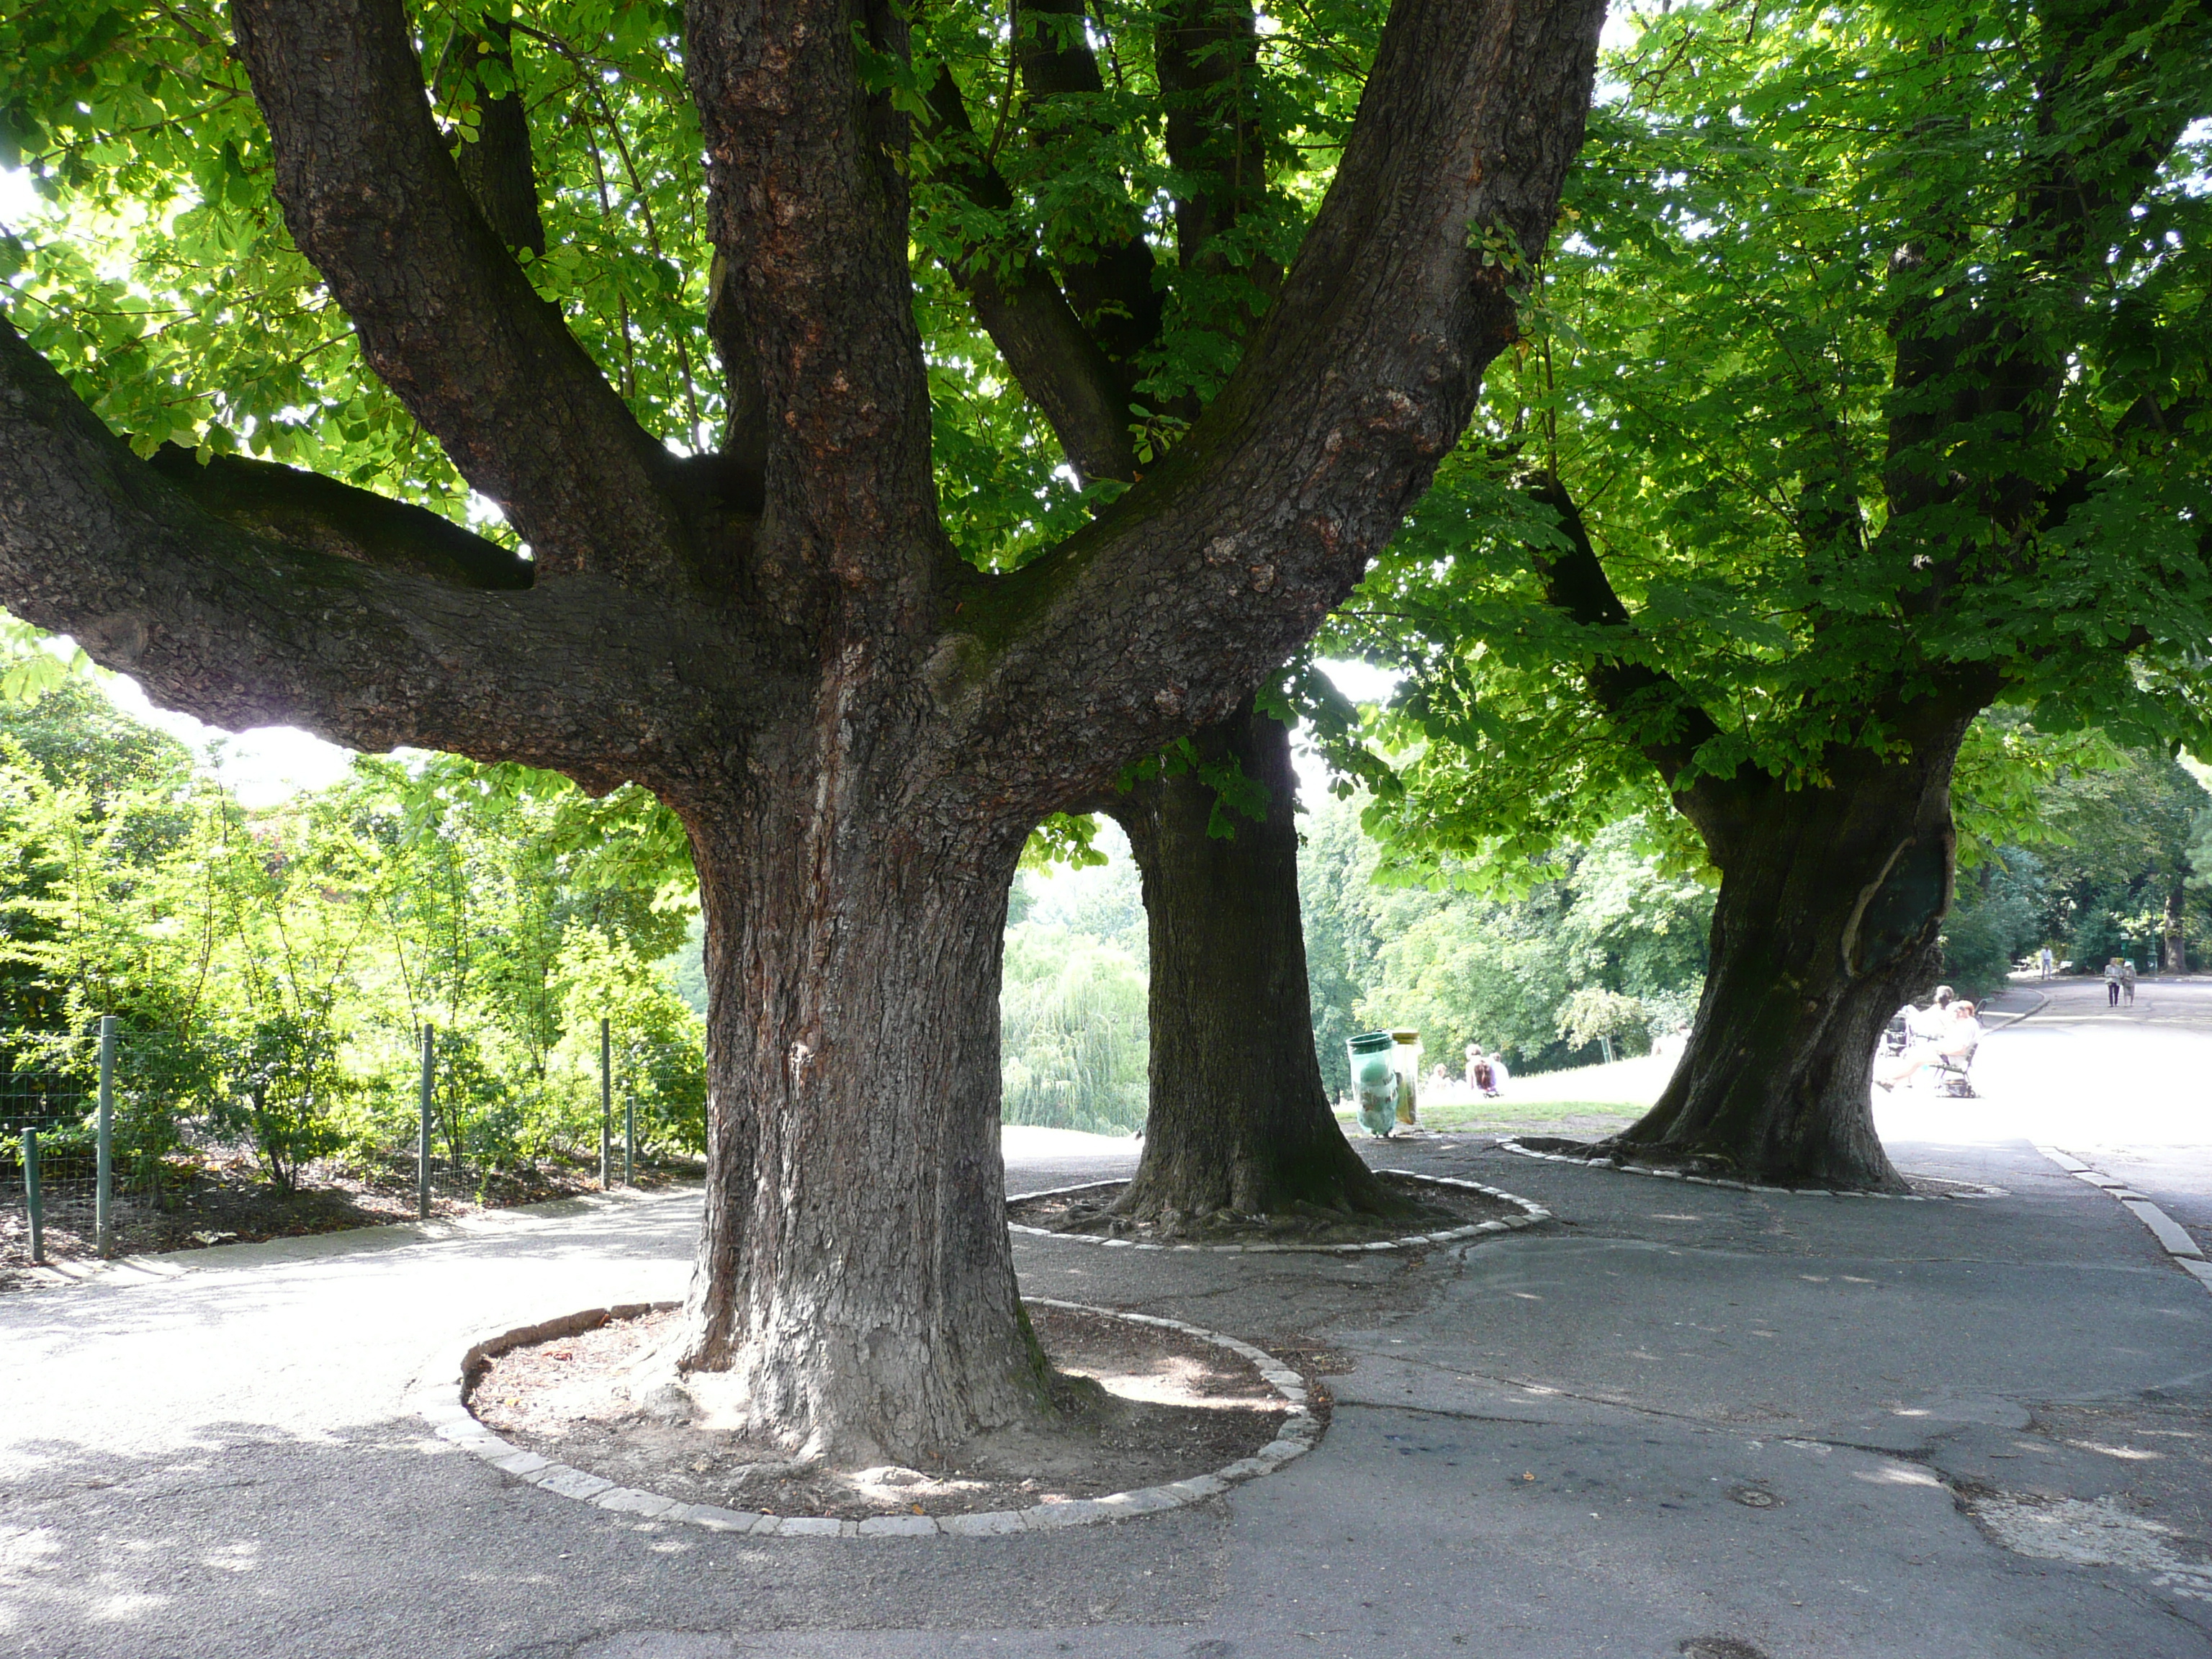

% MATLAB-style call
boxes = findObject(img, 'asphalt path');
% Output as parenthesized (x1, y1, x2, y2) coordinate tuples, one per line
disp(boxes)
(5, 992, 2212, 1659)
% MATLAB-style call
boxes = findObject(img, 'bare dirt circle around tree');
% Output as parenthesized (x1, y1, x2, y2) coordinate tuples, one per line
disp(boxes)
(1006, 1168, 1552, 1251)
(413, 1299, 1325, 1537)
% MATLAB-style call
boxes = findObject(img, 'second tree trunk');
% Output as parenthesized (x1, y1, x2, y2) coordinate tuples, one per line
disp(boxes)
(1107, 700, 1398, 1222)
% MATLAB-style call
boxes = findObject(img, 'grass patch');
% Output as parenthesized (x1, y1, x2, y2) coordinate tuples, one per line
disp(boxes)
(1336, 1099, 1642, 1133)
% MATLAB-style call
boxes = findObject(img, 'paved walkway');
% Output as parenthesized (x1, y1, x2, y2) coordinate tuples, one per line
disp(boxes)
(5, 993, 2212, 1658)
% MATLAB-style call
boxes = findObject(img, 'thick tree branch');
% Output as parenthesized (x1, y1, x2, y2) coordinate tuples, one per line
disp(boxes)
(434, 22, 548, 258)
(146, 446, 533, 591)
(687, 0, 941, 602)
(955, 0, 1607, 809)
(231, 0, 695, 585)
(1011, 0, 1166, 376)
(1521, 473, 1724, 786)
(705, 252, 772, 498)
(0, 314, 772, 790)
(921, 68, 1137, 485)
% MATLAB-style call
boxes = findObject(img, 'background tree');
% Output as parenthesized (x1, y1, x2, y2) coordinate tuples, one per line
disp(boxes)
(912, 2, 1401, 1226)
(0, 673, 197, 1034)
(0, 0, 1604, 1460)
(1103, 692, 1393, 1220)
(2027, 747, 2212, 974)
(1337, 0, 2212, 1190)
(1299, 796, 1712, 1082)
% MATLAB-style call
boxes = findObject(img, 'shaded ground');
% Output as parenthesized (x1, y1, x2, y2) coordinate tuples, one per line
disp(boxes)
(1506, 1133, 2007, 1198)
(7, 989, 2212, 1658)
(472, 1303, 1292, 1521)
(1006, 1169, 1518, 1245)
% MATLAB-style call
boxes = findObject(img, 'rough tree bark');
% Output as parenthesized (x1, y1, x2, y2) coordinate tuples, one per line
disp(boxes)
(1105, 701, 1396, 1223)
(925, 6, 1380, 1223)
(0, 0, 1604, 1461)
(1610, 718, 1979, 1190)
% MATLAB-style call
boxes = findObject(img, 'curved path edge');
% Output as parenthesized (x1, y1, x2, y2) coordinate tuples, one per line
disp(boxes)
(2036, 1143, 2212, 1298)
(1006, 1169, 1551, 1252)
(1495, 1136, 2008, 1200)
(409, 1298, 1321, 1538)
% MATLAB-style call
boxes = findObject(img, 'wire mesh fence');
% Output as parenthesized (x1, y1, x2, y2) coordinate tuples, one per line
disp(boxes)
(1, 1016, 703, 1270)
(0, 1023, 195, 1262)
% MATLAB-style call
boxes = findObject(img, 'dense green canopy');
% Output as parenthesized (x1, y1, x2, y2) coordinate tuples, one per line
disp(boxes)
(1332, 0, 2212, 878)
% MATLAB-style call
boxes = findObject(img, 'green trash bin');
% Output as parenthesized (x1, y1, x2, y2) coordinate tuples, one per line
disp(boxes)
(1348, 1031, 1398, 1139)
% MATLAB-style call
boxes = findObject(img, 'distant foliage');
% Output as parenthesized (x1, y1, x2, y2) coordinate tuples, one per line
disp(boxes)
(999, 924, 1148, 1134)
(1940, 850, 2046, 999)
(1300, 799, 1712, 1082)
(0, 666, 707, 1184)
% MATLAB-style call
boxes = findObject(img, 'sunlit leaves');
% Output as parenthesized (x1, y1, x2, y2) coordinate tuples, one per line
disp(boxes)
(1333, 0, 2212, 887)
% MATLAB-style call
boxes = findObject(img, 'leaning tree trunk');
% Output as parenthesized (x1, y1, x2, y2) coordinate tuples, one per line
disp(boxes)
(1106, 700, 1397, 1222)
(1610, 716, 1977, 1190)
(678, 710, 1049, 1464)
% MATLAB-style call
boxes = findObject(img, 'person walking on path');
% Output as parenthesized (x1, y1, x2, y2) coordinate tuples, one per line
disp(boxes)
(2122, 959, 2138, 1005)
(2039, 945, 2055, 981)
(2106, 958, 2124, 1007)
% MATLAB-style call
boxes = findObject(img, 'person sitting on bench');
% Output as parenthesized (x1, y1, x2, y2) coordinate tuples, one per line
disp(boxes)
(1876, 1000, 1980, 1092)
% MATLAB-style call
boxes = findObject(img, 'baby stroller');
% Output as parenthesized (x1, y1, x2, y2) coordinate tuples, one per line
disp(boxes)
(1879, 1011, 1911, 1060)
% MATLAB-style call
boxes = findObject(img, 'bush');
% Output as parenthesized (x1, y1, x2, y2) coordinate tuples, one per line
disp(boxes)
(209, 1014, 349, 1192)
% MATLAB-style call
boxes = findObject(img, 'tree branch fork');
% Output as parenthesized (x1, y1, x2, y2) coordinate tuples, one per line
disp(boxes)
(0, 0, 1605, 830)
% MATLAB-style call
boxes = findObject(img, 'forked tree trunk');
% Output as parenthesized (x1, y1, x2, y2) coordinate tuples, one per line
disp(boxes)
(0, 0, 1606, 1478)
(1107, 701, 1396, 1220)
(1611, 717, 1975, 1191)
(678, 714, 1048, 1463)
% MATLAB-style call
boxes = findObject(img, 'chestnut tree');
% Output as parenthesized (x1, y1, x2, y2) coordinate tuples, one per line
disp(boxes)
(0, 0, 1603, 1457)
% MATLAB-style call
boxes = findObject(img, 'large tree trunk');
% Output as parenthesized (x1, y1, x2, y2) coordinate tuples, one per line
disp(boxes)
(0, 0, 1604, 1470)
(1107, 701, 1396, 1221)
(678, 719, 1048, 1464)
(1609, 716, 1975, 1191)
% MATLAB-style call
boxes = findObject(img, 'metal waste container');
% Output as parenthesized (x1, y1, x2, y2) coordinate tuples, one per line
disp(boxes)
(1347, 1031, 1398, 1138)
(1391, 1030, 1422, 1125)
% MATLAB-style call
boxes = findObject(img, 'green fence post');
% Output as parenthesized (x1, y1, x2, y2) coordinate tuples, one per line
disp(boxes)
(418, 1023, 434, 1220)
(22, 1129, 42, 1266)
(96, 1015, 114, 1258)
(624, 1087, 634, 1187)
(599, 1019, 611, 1190)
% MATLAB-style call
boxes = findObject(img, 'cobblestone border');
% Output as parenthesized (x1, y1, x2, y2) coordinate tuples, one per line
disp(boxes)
(1005, 1169, 1551, 1252)
(1495, 1136, 2008, 1200)
(2038, 1145, 2212, 1297)
(410, 1298, 1321, 1537)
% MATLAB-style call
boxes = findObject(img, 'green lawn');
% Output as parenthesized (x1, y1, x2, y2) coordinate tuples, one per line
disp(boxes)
(1334, 1098, 1642, 1135)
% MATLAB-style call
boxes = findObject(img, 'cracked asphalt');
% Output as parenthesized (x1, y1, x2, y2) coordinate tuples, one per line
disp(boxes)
(5, 980, 2211, 1658)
